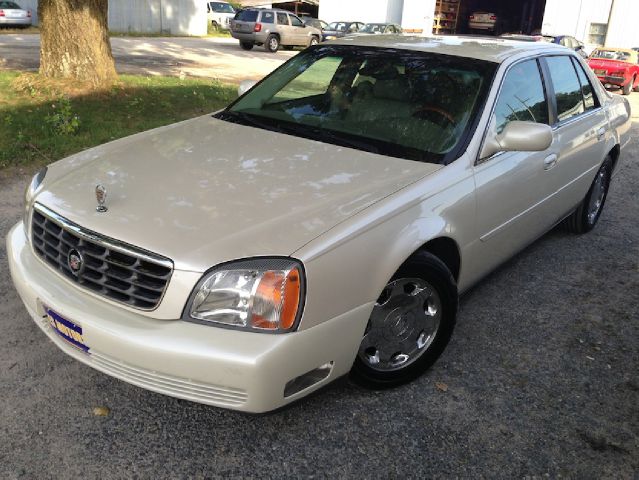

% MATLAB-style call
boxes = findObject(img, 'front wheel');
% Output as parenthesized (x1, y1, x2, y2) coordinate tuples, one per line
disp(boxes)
(309, 36, 319, 47)
(350, 251, 458, 389)
(622, 79, 633, 95)
(563, 156, 612, 234)
(265, 34, 280, 52)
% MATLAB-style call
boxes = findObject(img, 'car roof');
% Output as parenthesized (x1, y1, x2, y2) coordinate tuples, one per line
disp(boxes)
(330, 34, 570, 63)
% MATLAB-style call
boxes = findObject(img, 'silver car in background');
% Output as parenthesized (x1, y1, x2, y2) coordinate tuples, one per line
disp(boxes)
(231, 8, 321, 52)
(0, 1, 31, 28)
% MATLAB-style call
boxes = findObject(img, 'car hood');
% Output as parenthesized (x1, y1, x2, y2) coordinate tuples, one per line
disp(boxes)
(36, 115, 441, 272)
(588, 58, 631, 71)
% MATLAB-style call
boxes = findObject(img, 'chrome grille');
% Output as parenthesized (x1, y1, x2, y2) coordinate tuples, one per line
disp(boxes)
(31, 204, 173, 310)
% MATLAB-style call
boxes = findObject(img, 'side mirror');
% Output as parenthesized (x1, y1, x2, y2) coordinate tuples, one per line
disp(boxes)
(238, 79, 257, 96)
(576, 44, 584, 51)
(480, 121, 553, 159)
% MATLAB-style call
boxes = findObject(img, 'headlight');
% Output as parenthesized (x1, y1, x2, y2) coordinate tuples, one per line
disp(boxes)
(23, 166, 47, 231)
(183, 258, 305, 333)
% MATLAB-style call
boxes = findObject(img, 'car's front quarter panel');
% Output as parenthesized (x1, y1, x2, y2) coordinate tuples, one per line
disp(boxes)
(294, 154, 477, 331)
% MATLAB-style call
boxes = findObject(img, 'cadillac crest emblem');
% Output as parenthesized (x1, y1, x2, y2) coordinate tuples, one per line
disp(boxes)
(95, 184, 108, 212)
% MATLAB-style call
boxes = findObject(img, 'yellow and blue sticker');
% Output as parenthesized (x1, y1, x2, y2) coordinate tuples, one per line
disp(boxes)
(47, 309, 89, 353)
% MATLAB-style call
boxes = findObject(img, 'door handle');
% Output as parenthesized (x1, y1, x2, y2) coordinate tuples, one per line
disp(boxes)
(543, 154, 558, 170)
(597, 127, 606, 141)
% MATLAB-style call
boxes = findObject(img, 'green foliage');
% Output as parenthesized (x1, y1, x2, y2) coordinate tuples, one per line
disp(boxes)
(0, 72, 237, 171)
(46, 96, 81, 136)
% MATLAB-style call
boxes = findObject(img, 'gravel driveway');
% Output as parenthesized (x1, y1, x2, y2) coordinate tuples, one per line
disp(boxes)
(1, 94, 637, 478)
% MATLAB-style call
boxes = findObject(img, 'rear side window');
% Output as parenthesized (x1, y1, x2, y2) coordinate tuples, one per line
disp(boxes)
(276, 12, 288, 25)
(572, 58, 598, 110)
(493, 59, 549, 134)
(546, 56, 585, 122)
(235, 10, 258, 22)
(261, 11, 274, 24)
(290, 15, 304, 27)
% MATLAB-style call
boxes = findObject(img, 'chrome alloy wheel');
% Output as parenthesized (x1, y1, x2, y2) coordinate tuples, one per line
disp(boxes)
(358, 278, 442, 372)
(269, 37, 279, 51)
(587, 168, 608, 224)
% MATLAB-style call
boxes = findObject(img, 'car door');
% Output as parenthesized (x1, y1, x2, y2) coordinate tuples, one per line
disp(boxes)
(288, 13, 307, 45)
(473, 58, 556, 264)
(276, 12, 291, 44)
(538, 55, 609, 221)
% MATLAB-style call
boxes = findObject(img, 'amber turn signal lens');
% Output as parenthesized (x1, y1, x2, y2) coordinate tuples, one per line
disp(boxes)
(251, 267, 301, 331)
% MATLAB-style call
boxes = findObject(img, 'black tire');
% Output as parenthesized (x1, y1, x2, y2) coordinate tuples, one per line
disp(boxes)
(211, 21, 219, 31)
(622, 79, 632, 95)
(265, 34, 280, 52)
(563, 156, 612, 234)
(632, 76, 639, 93)
(309, 35, 319, 47)
(350, 251, 458, 389)
(239, 41, 254, 51)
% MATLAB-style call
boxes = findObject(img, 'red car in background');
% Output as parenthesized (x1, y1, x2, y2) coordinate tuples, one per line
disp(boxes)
(588, 48, 639, 95)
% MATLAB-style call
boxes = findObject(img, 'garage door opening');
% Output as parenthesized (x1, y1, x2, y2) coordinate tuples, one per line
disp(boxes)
(434, 0, 547, 36)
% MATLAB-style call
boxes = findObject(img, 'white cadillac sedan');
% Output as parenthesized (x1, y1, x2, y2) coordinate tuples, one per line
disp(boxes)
(8, 36, 631, 413)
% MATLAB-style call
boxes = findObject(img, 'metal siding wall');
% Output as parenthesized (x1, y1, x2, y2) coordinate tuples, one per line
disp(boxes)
(22, 0, 206, 35)
(542, 0, 611, 43)
(401, 0, 436, 32)
(318, 0, 391, 24)
(108, 0, 207, 35)
(606, 0, 639, 48)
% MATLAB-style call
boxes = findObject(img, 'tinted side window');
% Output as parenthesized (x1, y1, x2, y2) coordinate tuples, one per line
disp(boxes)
(572, 58, 597, 110)
(261, 11, 274, 24)
(290, 15, 304, 27)
(546, 56, 585, 122)
(276, 12, 288, 25)
(493, 59, 549, 134)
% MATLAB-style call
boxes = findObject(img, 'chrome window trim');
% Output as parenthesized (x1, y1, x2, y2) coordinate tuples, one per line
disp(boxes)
(34, 203, 173, 269)
(475, 56, 550, 166)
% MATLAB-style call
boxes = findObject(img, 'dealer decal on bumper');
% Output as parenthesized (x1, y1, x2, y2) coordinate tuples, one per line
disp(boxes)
(46, 309, 90, 353)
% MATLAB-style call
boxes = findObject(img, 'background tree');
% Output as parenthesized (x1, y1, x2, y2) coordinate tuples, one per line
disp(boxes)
(38, 0, 117, 88)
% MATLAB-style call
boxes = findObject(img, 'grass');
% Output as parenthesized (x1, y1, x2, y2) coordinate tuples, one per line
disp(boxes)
(0, 26, 39, 34)
(0, 71, 237, 174)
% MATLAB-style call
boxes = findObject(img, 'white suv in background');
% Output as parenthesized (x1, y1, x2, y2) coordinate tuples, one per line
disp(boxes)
(207, 1, 235, 31)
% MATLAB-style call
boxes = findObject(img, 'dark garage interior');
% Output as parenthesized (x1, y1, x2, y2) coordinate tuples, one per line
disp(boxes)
(436, 0, 547, 35)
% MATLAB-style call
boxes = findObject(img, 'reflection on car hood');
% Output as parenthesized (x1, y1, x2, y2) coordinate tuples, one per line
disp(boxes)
(37, 115, 441, 271)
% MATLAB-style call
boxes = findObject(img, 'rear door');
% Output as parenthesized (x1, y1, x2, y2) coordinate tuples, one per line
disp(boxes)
(539, 55, 609, 220)
(276, 12, 292, 44)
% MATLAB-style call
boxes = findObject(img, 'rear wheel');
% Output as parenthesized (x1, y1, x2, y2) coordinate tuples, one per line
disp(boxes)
(350, 251, 458, 389)
(239, 41, 254, 51)
(622, 78, 633, 95)
(563, 156, 612, 234)
(632, 75, 639, 93)
(265, 34, 280, 52)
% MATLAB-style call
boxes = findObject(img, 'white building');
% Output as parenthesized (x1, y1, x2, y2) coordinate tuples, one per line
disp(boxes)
(319, 0, 639, 49)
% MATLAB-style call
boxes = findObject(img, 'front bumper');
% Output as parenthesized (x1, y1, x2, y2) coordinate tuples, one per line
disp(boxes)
(7, 222, 370, 413)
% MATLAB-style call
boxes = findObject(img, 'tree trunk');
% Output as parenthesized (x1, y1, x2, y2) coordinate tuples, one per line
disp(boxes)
(39, 0, 117, 88)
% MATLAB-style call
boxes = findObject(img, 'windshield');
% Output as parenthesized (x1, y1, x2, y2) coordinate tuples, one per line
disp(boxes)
(362, 24, 386, 34)
(591, 49, 634, 62)
(0, 1, 22, 7)
(211, 2, 234, 13)
(219, 46, 496, 164)
(234, 10, 257, 21)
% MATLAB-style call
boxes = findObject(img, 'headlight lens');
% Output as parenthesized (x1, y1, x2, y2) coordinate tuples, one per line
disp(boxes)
(23, 166, 47, 230)
(184, 258, 305, 333)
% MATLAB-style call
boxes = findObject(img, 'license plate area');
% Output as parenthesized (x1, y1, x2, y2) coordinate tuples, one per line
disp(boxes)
(46, 308, 90, 353)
